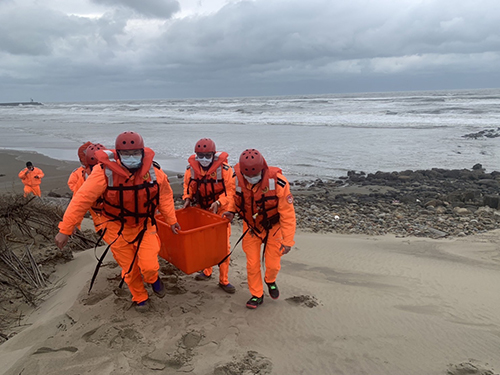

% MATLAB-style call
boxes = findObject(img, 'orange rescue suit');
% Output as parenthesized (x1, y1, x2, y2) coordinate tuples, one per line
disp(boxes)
(182, 152, 235, 284)
(67, 165, 104, 231)
(18, 167, 44, 197)
(59, 148, 177, 303)
(67, 166, 88, 195)
(229, 164, 296, 298)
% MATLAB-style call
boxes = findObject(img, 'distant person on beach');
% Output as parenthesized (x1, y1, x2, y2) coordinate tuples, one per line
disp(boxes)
(55, 131, 180, 312)
(18, 161, 44, 197)
(182, 138, 236, 294)
(223, 149, 296, 309)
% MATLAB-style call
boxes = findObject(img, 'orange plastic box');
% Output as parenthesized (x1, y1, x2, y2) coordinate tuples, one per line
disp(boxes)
(156, 207, 229, 274)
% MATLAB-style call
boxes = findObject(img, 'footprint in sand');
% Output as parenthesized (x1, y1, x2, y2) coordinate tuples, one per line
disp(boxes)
(164, 275, 188, 295)
(214, 350, 273, 375)
(447, 361, 498, 375)
(285, 294, 320, 308)
(82, 324, 142, 351)
(141, 330, 204, 371)
(82, 291, 113, 306)
(56, 313, 76, 331)
(33, 346, 78, 355)
(181, 331, 203, 349)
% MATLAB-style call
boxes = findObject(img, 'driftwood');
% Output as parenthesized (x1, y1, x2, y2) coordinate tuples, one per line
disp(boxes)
(0, 194, 102, 338)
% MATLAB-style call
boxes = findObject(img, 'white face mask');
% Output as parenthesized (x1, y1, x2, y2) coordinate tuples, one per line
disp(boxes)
(120, 154, 142, 169)
(196, 155, 213, 168)
(244, 174, 262, 184)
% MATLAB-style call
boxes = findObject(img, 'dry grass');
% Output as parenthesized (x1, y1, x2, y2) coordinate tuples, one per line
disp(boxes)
(0, 194, 102, 341)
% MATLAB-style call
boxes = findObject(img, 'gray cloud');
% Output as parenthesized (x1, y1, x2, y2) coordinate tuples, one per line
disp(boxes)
(1, 0, 500, 102)
(90, 0, 180, 19)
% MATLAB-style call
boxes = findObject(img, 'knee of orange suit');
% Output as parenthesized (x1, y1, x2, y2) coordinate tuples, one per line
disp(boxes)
(141, 269, 158, 284)
(244, 254, 261, 276)
(135, 229, 161, 283)
(136, 252, 160, 284)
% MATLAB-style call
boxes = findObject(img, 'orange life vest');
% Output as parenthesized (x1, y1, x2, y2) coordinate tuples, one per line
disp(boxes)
(233, 164, 282, 234)
(186, 151, 230, 209)
(96, 148, 159, 227)
(70, 165, 103, 214)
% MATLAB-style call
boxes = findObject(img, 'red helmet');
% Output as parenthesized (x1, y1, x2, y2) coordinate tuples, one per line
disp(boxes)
(239, 149, 265, 176)
(194, 138, 216, 153)
(78, 141, 92, 165)
(86, 143, 106, 166)
(115, 131, 144, 150)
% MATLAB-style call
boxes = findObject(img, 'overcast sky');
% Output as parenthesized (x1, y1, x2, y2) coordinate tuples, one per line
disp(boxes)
(1, 0, 499, 102)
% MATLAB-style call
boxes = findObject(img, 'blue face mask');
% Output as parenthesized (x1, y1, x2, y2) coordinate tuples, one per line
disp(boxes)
(120, 154, 142, 169)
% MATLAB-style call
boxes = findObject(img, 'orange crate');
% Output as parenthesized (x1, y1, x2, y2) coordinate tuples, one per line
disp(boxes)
(156, 207, 229, 274)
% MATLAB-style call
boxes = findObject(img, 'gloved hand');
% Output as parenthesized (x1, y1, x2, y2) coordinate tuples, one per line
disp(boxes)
(183, 198, 191, 208)
(209, 200, 220, 213)
(55, 232, 70, 250)
(280, 244, 291, 255)
(222, 212, 234, 222)
(171, 222, 181, 234)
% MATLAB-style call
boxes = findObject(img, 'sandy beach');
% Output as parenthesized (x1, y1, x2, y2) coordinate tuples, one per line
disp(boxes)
(1, 149, 500, 375)
(0, 149, 184, 197)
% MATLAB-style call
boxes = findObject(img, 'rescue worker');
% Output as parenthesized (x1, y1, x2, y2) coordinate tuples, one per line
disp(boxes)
(182, 138, 236, 294)
(73, 143, 107, 232)
(55, 131, 180, 312)
(224, 149, 296, 309)
(67, 141, 94, 231)
(67, 141, 92, 195)
(18, 161, 44, 197)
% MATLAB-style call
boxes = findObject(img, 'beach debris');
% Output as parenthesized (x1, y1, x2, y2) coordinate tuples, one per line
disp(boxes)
(285, 295, 319, 308)
(0, 193, 102, 339)
(0, 245, 47, 288)
(447, 361, 498, 375)
(214, 350, 273, 375)
(462, 128, 500, 139)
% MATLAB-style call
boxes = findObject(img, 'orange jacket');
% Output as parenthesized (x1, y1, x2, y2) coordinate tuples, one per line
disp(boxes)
(58, 151, 177, 236)
(229, 164, 296, 247)
(182, 152, 234, 210)
(67, 166, 89, 194)
(18, 167, 44, 187)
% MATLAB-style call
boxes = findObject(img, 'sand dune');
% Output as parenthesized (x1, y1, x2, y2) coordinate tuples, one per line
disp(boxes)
(2, 223, 500, 375)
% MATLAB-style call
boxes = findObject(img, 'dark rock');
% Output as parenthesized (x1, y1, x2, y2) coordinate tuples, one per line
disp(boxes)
(290, 165, 500, 237)
(483, 195, 500, 209)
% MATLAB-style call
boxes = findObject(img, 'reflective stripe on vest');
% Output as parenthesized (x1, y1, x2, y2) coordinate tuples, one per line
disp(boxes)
(103, 150, 117, 186)
(235, 176, 242, 193)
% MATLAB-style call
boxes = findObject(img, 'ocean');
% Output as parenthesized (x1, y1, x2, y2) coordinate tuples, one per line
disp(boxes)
(1, 88, 500, 181)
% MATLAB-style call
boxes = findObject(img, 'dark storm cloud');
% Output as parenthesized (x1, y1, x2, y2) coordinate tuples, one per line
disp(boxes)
(1, 0, 500, 101)
(154, 0, 500, 68)
(90, 0, 180, 19)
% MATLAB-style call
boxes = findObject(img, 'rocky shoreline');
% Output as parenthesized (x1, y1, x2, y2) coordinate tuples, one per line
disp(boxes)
(290, 164, 500, 237)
